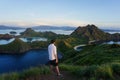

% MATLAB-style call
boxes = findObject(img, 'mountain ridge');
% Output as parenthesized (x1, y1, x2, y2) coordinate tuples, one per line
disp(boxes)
(71, 24, 120, 41)
(0, 25, 76, 30)
(0, 25, 24, 29)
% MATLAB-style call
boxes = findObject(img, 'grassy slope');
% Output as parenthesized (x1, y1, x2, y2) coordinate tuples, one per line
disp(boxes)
(58, 44, 120, 80)
(0, 38, 49, 53)
(0, 36, 120, 80)
(0, 66, 50, 80)
(0, 38, 30, 53)
(59, 63, 120, 80)
(63, 44, 120, 65)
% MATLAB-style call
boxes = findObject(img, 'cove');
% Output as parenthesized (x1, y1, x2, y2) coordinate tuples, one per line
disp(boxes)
(0, 49, 62, 74)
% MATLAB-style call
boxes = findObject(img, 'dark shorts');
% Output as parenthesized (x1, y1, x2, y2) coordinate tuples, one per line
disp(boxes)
(49, 59, 58, 66)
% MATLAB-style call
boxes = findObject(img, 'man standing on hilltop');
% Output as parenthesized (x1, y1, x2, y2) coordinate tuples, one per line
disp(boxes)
(48, 39, 62, 76)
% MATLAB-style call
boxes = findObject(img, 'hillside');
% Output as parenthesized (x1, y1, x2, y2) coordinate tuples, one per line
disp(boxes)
(20, 28, 57, 39)
(0, 38, 49, 53)
(58, 44, 120, 80)
(63, 44, 120, 65)
(20, 25, 120, 44)
(0, 44, 120, 80)
(20, 28, 40, 37)
(56, 40, 72, 52)
(71, 24, 111, 41)
(0, 38, 30, 53)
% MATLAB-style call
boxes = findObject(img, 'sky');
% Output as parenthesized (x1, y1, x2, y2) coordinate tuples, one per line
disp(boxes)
(0, 0, 120, 28)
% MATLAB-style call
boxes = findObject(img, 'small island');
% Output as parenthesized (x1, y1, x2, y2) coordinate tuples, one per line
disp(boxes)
(10, 31, 17, 35)
(0, 34, 13, 40)
(0, 24, 120, 54)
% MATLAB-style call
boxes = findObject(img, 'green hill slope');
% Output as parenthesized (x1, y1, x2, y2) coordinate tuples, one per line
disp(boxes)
(63, 44, 120, 65)
(58, 44, 120, 80)
(0, 38, 30, 53)
(20, 28, 57, 39)
(71, 25, 111, 41)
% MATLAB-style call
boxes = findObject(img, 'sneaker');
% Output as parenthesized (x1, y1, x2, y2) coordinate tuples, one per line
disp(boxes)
(57, 74, 64, 78)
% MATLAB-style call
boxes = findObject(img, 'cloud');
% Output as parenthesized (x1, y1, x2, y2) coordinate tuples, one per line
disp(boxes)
(1, 19, 119, 28)
(0, 21, 35, 27)
(0, 19, 89, 27)
(35, 18, 89, 26)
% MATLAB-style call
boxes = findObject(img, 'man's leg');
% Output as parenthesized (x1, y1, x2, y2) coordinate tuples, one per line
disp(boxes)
(55, 66, 60, 75)
(55, 66, 64, 79)
(50, 65, 54, 73)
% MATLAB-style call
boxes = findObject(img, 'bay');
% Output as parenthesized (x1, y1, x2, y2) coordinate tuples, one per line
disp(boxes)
(0, 49, 62, 73)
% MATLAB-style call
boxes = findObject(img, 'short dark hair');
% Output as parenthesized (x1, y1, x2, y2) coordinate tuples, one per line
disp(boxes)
(50, 39, 56, 43)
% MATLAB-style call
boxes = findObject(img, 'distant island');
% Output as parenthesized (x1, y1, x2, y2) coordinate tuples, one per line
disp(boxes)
(0, 25, 24, 30)
(0, 25, 76, 31)
(0, 34, 14, 39)
(0, 24, 120, 53)
(0, 24, 120, 80)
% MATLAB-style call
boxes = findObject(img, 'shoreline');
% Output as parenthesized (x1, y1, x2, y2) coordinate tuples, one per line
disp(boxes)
(0, 48, 48, 55)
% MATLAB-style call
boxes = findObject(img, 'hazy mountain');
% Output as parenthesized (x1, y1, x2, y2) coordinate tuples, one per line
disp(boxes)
(0, 25, 76, 30)
(102, 29, 120, 32)
(0, 25, 24, 30)
(31, 25, 76, 30)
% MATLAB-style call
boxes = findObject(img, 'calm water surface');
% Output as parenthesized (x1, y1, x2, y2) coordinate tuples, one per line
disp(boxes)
(0, 49, 62, 73)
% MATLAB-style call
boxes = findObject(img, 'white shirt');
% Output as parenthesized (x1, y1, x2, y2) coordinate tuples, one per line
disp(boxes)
(48, 44, 57, 60)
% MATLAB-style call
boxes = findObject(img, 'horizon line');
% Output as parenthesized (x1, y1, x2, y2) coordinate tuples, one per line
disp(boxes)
(0, 24, 120, 30)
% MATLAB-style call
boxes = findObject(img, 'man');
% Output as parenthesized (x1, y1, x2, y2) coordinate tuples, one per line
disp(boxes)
(48, 39, 61, 76)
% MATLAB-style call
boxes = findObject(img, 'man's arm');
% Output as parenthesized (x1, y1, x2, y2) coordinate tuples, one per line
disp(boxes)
(53, 46, 58, 63)
(55, 54, 58, 63)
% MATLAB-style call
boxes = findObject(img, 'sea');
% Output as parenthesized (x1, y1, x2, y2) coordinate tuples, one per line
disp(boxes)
(0, 28, 120, 73)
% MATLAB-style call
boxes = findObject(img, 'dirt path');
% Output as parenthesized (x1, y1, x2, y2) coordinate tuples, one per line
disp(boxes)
(24, 71, 78, 80)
